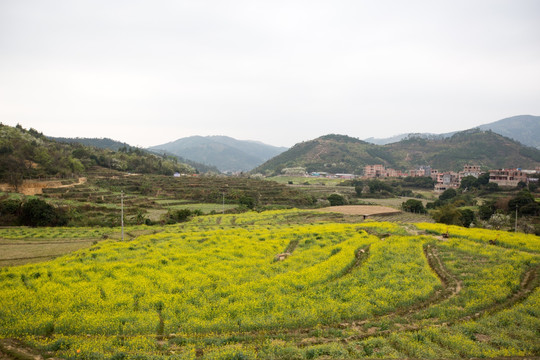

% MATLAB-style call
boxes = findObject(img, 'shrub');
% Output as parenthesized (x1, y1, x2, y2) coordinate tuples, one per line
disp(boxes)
(439, 188, 457, 202)
(327, 194, 347, 206)
(401, 199, 426, 214)
(20, 198, 68, 227)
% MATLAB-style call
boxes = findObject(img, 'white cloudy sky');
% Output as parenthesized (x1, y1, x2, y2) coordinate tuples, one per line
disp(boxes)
(1, 0, 539, 147)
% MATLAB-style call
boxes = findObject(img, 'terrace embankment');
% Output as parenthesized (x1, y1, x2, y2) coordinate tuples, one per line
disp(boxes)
(0, 177, 87, 195)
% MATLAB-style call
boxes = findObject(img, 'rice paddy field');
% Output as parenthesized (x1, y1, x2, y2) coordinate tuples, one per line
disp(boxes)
(0, 209, 539, 359)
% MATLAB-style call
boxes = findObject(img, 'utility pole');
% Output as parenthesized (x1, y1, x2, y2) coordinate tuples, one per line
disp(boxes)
(121, 191, 124, 241)
(222, 192, 225, 214)
(515, 206, 518, 233)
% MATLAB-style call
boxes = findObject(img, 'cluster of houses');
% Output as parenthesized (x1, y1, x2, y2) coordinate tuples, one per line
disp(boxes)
(283, 164, 539, 191)
(363, 164, 539, 191)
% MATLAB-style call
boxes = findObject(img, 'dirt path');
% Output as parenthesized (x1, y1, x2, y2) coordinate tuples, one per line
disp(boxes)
(313, 205, 401, 216)
(0, 177, 87, 195)
(0, 339, 43, 360)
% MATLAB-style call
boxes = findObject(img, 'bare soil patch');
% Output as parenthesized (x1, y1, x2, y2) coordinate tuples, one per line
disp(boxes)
(313, 205, 401, 216)
(0, 177, 87, 195)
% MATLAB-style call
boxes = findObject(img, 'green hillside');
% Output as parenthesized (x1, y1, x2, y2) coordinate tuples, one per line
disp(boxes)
(254, 130, 540, 175)
(386, 129, 540, 170)
(0, 124, 194, 185)
(51, 136, 220, 173)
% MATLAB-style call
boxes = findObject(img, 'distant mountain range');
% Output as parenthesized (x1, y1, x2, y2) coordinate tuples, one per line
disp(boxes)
(48, 115, 539, 174)
(364, 115, 540, 149)
(148, 136, 288, 172)
(51, 136, 220, 173)
(254, 129, 540, 175)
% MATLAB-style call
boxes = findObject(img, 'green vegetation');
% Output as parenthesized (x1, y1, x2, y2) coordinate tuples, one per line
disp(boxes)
(401, 199, 427, 214)
(0, 210, 538, 359)
(426, 182, 540, 233)
(254, 129, 540, 175)
(0, 124, 194, 187)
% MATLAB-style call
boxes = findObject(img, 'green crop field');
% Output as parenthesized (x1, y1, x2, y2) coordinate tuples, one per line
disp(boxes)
(0, 209, 539, 359)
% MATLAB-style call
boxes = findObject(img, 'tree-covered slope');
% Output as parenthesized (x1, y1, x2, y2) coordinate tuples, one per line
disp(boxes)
(386, 129, 540, 170)
(253, 134, 391, 175)
(50, 137, 132, 151)
(0, 124, 194, 185)
(51, 136, 219, 173)
(254, 131, 540, 175)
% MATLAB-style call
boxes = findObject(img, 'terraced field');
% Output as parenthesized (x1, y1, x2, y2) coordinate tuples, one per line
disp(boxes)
(37, 174, 317, 226)
(0, 209, 538, 359)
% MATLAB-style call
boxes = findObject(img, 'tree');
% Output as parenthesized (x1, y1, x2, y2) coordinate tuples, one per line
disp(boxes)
(460, 176, 479, 190)
(508, 189, 537, 215)
(327, 194, 347, 206)
(478, 201, 496, 221)
(401, 199, 426, 214)
(403, 176, 435, 189)
(432, 204, 462, 226)
(439, 188, 457, 202)
(20, 199, 68, 227)
(368, 179, 393, 194)
(484, 182, 499, 192)
(166, 209, 192, 224)
(487, 212, 511, 230)
(239, 195, 255, 209)
(507, 189, 540, 216)
(477, 172, 490, 186)
(458, 209, 475, 227)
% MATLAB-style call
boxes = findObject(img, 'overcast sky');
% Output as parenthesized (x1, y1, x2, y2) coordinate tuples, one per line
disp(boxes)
(1, 0, 539, 148)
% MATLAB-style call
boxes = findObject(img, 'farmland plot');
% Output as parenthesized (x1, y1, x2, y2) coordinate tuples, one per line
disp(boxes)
(0, 209, 538, 359)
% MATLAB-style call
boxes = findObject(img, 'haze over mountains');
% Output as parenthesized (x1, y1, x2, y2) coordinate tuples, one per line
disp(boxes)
(148, 136, 288, 172)
(41, 115, 540, 174)
(364, 115, 540, 148)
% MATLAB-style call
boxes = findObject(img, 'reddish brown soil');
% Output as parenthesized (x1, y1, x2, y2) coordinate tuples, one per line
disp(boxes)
(313, 205, 401, 216)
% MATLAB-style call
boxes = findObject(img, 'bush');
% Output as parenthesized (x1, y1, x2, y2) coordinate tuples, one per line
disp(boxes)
(439, 188, 457, 202)
(432, 204, 462, 226)
(401, 199, 426, 214)
(458, 209, 475, 227)
(327, 194, 347, 206)
(238, 195, 255, 209)
(403, 176, 435, 189)
(20, 198, 68, 227)
(0, 199, 22, 225)
(478, 202, 495, 221)
(166, 209, 192, 224)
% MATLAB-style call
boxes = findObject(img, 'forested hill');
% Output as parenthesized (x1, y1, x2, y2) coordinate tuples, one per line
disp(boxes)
(52, 136, 220, 173)
(50, 137, 132, 151)
(253, 130, 540, 175)
(0, 124, 195, 184)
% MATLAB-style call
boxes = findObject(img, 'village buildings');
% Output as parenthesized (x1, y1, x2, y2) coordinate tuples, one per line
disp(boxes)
(488, 169, 528, 187)
(280, 163, 537, 190)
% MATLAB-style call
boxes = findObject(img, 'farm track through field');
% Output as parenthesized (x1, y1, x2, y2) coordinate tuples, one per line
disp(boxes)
(0, 239, 99, 245)
(291, 244, 539, 347)
(206, 240, 538, 348)
(296, 243, 463, 344)
(0, 339, 42, 360)
(455, 264, 539, 324)
(172, 243, 457, 346)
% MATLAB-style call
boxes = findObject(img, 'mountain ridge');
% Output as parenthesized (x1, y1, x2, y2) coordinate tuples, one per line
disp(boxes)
(254, 129, 540, 175)
(148, 135, 288, 172)
(364, 115, 539, 148)
(51, 136, 220, 173)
